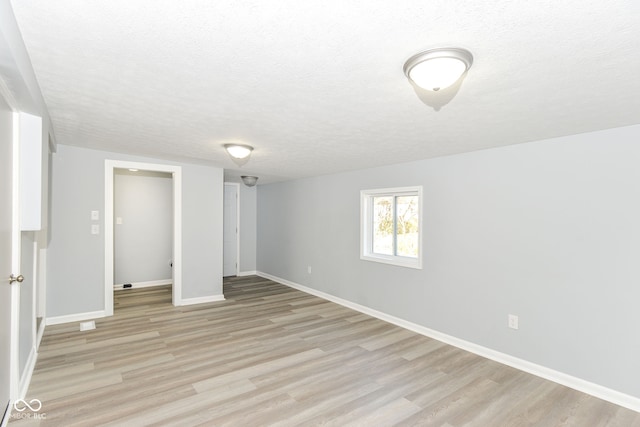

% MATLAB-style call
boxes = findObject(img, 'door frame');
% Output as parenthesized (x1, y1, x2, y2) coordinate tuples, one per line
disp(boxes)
(8, 109, 21, 413)
(223, 182, 240, 277)
(1, 84, 43, 422)
(0, 83, 16, 427)
(104, 160, 182, 315)
(9, 113, 18, 398)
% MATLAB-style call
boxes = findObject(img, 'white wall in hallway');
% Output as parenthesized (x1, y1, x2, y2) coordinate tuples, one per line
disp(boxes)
(114, 170, 173, 285)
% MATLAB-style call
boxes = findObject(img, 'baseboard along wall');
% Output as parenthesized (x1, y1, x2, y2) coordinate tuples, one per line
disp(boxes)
(180, 295, 226, 306)
(18, 346, 37, 400)
(256, 271, 640, 413)
(238, 270, 257, 277)
(46, 310, 106, 326)
(113, 279, 172, 290)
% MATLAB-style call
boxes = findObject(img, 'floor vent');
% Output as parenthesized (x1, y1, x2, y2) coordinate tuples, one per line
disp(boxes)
(80, 321, 96, 331)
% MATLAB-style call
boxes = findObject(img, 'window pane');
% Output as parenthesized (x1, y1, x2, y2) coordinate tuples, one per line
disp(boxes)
(361, 187, 422, 269)
(372, 196, 394, 255)
(396, 195, 418, 258)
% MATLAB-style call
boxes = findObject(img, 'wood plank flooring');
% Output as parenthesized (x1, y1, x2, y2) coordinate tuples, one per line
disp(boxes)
(9, 275, 640, 426)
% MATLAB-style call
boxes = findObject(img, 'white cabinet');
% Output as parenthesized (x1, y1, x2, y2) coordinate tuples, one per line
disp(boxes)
(17, 112, 43, 231)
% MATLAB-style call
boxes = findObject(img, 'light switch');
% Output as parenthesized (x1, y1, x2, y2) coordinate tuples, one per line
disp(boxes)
(116, 217, 123, 225)
(91, 224, 99, 235)
(91, 210, 99, 220)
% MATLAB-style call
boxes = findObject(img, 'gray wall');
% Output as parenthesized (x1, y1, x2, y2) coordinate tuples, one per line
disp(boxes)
(239, 184, 257, 273)
(114, 170, 172, 285)
(48, 144, 224, 316)
(181, 162, 224, 299)
(257, 124, 640, 399)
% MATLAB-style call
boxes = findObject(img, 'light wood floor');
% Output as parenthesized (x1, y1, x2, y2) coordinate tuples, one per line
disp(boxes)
(9, 275, 640, 426)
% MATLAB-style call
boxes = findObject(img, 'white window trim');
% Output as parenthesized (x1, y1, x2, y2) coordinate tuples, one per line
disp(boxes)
(360, 186, 423, 269)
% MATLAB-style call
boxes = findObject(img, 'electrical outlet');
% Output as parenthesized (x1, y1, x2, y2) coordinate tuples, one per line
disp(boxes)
(91, 224, 100, 235)
(508, 314, 519, 330)
(307, 266, 312, 274)
(91, 210, 99, 220)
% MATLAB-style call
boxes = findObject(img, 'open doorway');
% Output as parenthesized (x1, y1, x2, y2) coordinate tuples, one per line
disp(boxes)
(113, 169, 173, 308)
(104, 160, 182, 316)
(223, 183, 239, 277)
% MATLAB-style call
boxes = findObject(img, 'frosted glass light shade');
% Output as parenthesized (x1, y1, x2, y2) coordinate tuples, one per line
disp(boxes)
(404, 48, 473, 91)
(241, 176, 258, 187)
(224, 144, 253, 159)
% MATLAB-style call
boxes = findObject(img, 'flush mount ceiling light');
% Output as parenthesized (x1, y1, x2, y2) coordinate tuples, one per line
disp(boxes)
(224, 144, 253, 159)
(241, 176, 258, 187)
(403, 47, 473, 91)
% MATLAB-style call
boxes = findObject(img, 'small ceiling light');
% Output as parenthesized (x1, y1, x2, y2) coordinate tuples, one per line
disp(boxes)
(241, 176, 258, 187)
(403, 47, 473, 91)
(224, 144, 253, 160)
(128, 168, 139, 172)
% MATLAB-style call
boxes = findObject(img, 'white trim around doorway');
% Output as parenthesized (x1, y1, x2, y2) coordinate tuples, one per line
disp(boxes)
(104, 160, 183, 316)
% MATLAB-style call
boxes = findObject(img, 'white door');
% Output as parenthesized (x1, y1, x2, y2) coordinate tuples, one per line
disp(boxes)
(223, 184, 238, 277)
(0, 89, 16, 423)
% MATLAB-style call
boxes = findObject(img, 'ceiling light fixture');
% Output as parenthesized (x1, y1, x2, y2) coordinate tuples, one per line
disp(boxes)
(241, 176, 258, 187)
(224, 144, 253, 160)
(403, 47, 473, 91)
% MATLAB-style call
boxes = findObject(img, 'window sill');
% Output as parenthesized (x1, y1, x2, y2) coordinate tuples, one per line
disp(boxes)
(360, 254, 423, 270)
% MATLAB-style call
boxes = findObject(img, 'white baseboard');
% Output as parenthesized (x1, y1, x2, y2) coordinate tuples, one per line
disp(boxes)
(114, 279, 172, 290)
(46, 310, 106, 326)
(180, 294, 225, 306)
(238, 270, 257, 277)
(256, 271, 640, 413)
(36, 317, 45, 349)
(17, 346, 37, 400)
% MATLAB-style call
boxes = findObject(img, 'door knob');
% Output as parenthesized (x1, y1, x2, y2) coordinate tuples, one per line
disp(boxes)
(9, 274, 24, 284)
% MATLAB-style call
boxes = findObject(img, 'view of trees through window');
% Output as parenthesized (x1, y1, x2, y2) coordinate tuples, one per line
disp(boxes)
(372, 195, 419, 258)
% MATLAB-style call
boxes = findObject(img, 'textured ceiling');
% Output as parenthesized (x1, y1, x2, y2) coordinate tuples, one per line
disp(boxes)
(10, 0, 640, 184)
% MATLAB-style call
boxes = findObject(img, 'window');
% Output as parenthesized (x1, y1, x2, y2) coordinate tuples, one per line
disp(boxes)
(360, 186, 422, 269)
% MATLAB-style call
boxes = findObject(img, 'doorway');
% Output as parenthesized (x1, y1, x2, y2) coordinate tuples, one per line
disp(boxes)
(1, 95, 46, 420)
(223, 183, 239, 277)
(114, 169, 173, 291)
(104, 160, 182, 316)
